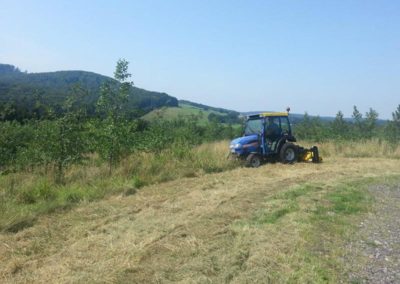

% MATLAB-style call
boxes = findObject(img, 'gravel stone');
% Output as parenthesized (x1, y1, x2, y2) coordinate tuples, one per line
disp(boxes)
(346, 185, 400, 284)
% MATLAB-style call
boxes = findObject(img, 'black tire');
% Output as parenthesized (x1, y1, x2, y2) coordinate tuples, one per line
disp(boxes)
(280, 143, 298, 164)
(245, 153, 261, 168)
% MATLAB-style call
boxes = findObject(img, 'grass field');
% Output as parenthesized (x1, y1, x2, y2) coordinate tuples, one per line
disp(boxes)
(1, 140, 400, 283)
(141, 102, 229, 124)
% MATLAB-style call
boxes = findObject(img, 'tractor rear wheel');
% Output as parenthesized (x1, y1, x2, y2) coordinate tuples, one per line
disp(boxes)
(245, 153, 261, 168)
(280, 143, 298, 164)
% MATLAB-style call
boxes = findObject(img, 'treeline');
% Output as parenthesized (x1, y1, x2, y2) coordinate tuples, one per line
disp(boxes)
(208, 112, 241, 124)
(0, 60, 239, 181)
(293, 105, 400, 143)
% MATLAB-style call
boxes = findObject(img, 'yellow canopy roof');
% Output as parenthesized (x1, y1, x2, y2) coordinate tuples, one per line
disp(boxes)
(259, 112, 289, 117)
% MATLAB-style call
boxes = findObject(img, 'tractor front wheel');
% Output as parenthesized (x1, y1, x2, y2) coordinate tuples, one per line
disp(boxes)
(280, 143, 298, 164)
(245, 153, 261, 168)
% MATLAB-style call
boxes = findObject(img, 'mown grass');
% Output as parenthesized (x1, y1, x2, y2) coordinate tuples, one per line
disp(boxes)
(1, 153, 399, 283)
(232, 176, 400, 283)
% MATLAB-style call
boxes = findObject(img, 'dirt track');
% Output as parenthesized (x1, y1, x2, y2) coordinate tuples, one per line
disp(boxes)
(346, 184, 400, 283)
(1, 157, 400, 283)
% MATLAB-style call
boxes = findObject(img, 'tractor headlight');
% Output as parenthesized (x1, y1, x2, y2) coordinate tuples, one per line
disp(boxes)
(234, 143, 242, 149)
(230, 143, 242, 153)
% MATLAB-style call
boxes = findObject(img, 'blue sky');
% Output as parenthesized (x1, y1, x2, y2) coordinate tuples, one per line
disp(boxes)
(0, 0, 399, 119)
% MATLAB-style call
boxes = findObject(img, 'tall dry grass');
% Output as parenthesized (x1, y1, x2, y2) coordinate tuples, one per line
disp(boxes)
(302, 139, 400, 159)
(115, 140, 236, 184)
(0, 140, 236, 232)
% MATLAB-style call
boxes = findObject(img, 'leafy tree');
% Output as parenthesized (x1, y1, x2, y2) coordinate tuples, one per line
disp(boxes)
(32, 89, 52, 119)
(0, 103, 16, 121)
(0, 64, 20, 73)
(294, 112, 327, 141)
(96, 59, 133, 174)
(0, 121, 35, 172)
(385, 105, 400, 144)
(364, 108, 379, 138)
(48, 85, 89, 182)
(352, 106, 364, 138)
(393, 105, 400, 123)
(331, 111, 349, 139)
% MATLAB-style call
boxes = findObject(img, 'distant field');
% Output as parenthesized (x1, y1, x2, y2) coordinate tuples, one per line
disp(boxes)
(1, 140, 400, 283)
(141, 102, 230, 124)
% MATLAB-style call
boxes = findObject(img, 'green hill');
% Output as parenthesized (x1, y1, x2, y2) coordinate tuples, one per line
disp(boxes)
(0, 63, 178, 120)
(142, 101, 241, 124)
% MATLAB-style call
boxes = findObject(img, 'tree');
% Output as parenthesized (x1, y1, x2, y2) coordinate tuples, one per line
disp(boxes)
(385, 104, 400, 144)
(392, 105, 400, 123)
(352, 106, 364, 138)
(32, 89, 51, 119)
(331, 111, 348, 139)
(0, 103, 16, 121)
(50, 85, 89, 183)
(364, 108, 379, 138)
(293, 112, 327, 141)
(96, 59, 133, 174)
(0, 121, 32, 172)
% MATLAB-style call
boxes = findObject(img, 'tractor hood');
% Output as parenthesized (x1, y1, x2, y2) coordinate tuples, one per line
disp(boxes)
(230, 134, 259, 146)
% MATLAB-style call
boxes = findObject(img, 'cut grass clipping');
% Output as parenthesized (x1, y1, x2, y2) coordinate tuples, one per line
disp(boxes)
(232, 177, 391, 283)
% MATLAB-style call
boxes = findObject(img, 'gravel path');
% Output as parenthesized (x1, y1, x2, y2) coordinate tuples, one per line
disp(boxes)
(347, 184, 400, 283)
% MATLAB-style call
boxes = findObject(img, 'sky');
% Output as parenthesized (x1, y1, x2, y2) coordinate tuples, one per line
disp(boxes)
(0, 0, 399, 119)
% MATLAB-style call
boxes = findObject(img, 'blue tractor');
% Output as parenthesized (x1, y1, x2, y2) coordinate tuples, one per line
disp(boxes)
(229, 110, 320, 167)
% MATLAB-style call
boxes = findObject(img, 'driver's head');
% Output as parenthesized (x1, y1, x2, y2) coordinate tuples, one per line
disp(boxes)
(268, 117, 275, 124)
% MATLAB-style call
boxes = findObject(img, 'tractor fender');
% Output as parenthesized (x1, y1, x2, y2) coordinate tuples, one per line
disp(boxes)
(276, 138, 289, 153)
(286, 135, 297, 142)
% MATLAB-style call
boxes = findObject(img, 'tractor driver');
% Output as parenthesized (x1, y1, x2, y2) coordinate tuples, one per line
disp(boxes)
(266, 117, 280, 141)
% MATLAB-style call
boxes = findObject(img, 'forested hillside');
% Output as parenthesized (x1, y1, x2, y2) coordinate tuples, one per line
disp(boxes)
(0, 63, 178, 120)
